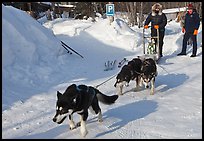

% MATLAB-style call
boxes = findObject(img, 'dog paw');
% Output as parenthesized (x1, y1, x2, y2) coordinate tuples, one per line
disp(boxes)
(134, 87, 140, 92)
(69, 121, 76, 130)
(98, 119, 103, 122)
(81, 129, 88, 137)
(150, 92, 154, 95)
(69, 126, 76, 130)
(117, 92, 123, 96)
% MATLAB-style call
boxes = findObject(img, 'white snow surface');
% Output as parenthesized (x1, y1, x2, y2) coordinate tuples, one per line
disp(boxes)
(163, 7, 187, 13)
(2, 5, 202, 139)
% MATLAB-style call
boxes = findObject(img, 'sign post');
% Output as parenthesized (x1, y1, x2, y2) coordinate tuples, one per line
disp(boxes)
(106, 4, 114, 24)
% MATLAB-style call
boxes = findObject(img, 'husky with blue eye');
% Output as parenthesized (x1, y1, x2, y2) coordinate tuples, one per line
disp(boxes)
(52, 84, 118, 137)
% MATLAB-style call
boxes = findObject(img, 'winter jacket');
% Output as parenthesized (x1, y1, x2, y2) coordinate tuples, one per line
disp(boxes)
(144, 3, 167, 34)
(184, 10, 200, 33)
(145, 12, 167, 32)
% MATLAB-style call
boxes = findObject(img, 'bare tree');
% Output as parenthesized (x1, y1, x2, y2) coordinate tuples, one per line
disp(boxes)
(125, 2, 138, 26)
(27, 2, 31, 12)
(56, 2, 62, 18)
(51, 2, 56, 19)
(138, 2, 143, 28)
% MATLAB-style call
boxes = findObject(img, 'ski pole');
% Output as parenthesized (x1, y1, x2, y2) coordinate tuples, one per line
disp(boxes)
(61, 40, 84, 58)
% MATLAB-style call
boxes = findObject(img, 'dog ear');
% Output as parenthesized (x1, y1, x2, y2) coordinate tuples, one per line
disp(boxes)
(68, 84, 77, 90)
(57, 91, 62, 99)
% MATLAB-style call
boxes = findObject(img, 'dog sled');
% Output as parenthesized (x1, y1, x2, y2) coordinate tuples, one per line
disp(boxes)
(140, 26, 161, 63)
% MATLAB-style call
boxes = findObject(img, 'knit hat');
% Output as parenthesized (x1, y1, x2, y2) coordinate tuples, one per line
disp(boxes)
(188, 4, 194, 9)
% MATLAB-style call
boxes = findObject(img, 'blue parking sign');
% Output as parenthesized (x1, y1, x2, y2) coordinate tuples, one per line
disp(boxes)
(106, 4, 114, 16)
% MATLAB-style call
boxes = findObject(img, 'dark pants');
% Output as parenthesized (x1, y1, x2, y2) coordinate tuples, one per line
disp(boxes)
(151, 29, 165, 56)
(180, 32, 197, 55)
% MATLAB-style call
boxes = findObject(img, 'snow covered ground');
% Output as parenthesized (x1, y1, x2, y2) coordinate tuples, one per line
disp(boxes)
(2, 5, 202, 139)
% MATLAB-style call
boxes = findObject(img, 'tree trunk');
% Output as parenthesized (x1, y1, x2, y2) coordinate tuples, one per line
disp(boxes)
(125, 2, 138, 26)
(51, 2, 56, 19)
(27, 3, 32, 11)
(57, 2, 62, 18)
(125, 2, 131, 26)
(138, 2, 143, 28)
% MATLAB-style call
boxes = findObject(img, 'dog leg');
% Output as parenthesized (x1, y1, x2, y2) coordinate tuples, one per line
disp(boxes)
(150, 78, 155, 95)
(98, 111, 103, 122)
(88, 106, 95, 115)
(119, 85, 123, 95)
(117, 85, 123, 95)
(80, 113, 88, 137)
(69, 115, 76, 130)
(135, 76, 141, 91)
(90, 100, 103, 122)
(139, 77, 143, 87)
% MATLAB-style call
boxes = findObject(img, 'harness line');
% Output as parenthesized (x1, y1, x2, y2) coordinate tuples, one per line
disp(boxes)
(95, 73, 117, 88)
(157, 64, 169, 74)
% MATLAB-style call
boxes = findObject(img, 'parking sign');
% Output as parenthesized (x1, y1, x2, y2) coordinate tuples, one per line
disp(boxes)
(106, 4, 114, 16)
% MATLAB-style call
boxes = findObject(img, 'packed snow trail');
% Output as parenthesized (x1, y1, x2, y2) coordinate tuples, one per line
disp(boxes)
(2, 5, 202, 139)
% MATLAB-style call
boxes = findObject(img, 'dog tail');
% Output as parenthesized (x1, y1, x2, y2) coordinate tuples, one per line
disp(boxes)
(96, 90, 118, 105)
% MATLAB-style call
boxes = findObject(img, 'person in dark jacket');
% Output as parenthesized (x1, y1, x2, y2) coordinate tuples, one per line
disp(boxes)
(177, 4, 200, 57)
(144, 3, 167, 57)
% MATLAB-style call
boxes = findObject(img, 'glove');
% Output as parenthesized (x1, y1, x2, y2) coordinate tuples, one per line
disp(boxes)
(154, 25, 159, 29)
(182, 27, 185, 33)
(144, 25, 149, 29)
(193, 29, 198, 35)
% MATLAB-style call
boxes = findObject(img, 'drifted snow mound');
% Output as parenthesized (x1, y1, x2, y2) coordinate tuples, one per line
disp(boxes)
(113, 18, 135, 35)
(112, 18, 140, 49)
(86, 18, 139, 50)
(2, 5, 67, 109)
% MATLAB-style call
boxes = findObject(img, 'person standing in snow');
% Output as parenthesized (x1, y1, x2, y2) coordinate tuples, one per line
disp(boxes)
(144, 3, 167, 57)
(177, 4, 200, 57)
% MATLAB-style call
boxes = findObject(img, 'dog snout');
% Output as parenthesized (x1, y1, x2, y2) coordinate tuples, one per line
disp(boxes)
(145, 85, 149, 88)
(53, 117, 57, 122)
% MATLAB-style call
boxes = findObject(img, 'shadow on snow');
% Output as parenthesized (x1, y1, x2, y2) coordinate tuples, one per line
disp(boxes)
(95, 100, 158, 138)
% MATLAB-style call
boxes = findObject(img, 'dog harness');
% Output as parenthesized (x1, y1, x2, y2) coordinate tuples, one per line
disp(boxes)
(76, 85, 96, 107)
(76, 85, 89, 93)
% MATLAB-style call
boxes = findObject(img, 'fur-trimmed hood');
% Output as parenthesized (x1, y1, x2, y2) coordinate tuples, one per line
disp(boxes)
(152, 3, 163, 16)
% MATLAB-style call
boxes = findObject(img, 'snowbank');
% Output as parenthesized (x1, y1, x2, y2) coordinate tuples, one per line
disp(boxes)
(2, 5, 68, 109)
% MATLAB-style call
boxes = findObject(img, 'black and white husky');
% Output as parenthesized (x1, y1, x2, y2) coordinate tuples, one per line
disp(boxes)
(52, 84, 118, 137)
(140, 58, 157, 95)
(114, 58, 142, 95)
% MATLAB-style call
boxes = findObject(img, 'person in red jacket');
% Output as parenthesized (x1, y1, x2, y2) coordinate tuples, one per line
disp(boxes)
(144, 3, 167, 57)
(177, 4, 200, 57)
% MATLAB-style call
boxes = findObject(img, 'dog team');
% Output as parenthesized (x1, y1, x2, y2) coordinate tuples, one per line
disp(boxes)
(52, 57, 157, 137)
